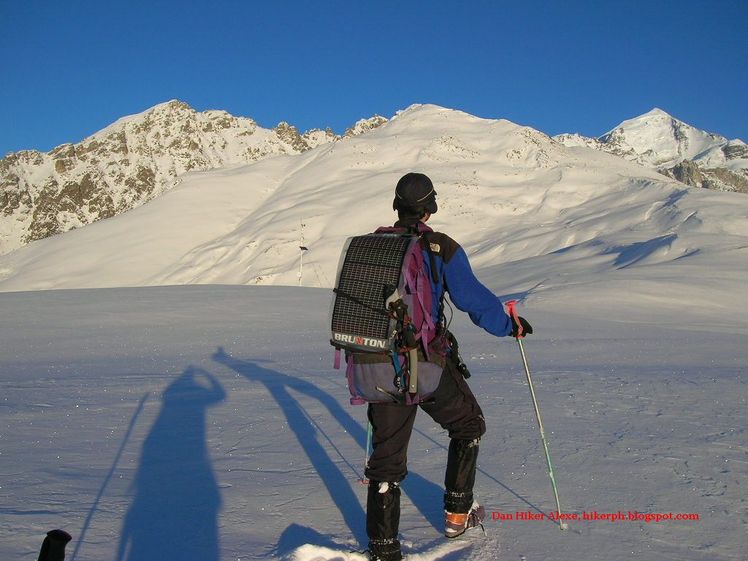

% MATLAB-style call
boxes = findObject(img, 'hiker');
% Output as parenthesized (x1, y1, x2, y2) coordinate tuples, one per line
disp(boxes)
(360, 172, 533, 561)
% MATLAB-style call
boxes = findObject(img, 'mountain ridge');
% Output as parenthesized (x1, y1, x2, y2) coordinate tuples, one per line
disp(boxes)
(1, 101, 746, 266)
(0, 100, 387, 256)
(1, 103, 746, 305)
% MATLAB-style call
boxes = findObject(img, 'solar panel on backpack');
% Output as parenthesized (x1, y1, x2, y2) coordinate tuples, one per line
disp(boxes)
(330, 233, 416, 352)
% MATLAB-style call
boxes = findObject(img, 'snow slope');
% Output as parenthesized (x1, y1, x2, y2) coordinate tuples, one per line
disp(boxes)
(1, 286, 746, 561)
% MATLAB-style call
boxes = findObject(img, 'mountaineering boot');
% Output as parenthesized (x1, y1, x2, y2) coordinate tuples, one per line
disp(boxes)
(367, 481, 402, 561)
(444, 501, 485, 539)
(443, 438, 482, 538)
(443, 437, 480, 532)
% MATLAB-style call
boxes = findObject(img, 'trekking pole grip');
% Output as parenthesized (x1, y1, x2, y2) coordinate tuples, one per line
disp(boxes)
(505, 299, 523, 338)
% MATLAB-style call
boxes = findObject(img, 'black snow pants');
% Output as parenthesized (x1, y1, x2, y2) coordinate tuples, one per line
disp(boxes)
(364, 359, 486, 543)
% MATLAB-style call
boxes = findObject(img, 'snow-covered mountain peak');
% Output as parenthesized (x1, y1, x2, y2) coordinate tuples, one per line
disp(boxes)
(398, 103, 479, 120)
(599, 109, 727, 168)
(92, 99, 199, 138)
(640, 107, 671, 118)
(391, 103, 458, 121)
(554, 108, 747, 193)
(606, 106, 677, 131)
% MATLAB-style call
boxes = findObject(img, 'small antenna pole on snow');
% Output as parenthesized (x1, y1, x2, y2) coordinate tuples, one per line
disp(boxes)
(298, 220, 308, 287)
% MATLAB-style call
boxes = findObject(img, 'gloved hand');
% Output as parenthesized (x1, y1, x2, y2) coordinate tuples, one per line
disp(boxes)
(511, 316, 533, 338)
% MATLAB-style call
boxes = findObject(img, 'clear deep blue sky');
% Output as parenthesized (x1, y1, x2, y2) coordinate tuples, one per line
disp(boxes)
(1, 0, 746, 156)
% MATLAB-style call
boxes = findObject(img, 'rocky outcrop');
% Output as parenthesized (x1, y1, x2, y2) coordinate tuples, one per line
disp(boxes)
(344, 115, 388, 137)
(665, 160, 706, 187)
(270, 122, 339, 152)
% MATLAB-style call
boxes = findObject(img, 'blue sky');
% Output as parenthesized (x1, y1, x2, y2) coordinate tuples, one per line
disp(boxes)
(1, 0, 746, 156)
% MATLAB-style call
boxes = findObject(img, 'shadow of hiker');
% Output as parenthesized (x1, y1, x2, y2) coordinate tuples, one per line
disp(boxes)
(213, 347, 368, 545)
(213, 347, 445, 552)
(116, 367, 225, 561)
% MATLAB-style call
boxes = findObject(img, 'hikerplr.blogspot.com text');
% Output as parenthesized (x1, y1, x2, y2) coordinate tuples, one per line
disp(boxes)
(492, 511, 700, 523)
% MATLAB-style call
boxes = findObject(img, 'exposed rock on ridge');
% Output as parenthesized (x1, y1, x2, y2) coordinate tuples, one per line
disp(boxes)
(344, 115, 388, 137)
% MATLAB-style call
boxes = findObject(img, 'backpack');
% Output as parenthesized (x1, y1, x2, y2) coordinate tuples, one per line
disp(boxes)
(330, 222, 445, 405)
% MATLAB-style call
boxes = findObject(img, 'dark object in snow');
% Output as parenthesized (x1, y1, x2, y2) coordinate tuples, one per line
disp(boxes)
(37, 529, 72, 561)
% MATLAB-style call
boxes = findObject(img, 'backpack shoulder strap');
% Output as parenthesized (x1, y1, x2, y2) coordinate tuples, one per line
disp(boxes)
(420, 231, 439, 284)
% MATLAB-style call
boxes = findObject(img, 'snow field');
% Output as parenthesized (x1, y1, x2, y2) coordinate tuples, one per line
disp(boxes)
(1, 285, 746, 560)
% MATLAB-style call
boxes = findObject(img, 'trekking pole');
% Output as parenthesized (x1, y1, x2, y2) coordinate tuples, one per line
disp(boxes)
(506, 300, 568, 531)
(359, 420, 373, 485)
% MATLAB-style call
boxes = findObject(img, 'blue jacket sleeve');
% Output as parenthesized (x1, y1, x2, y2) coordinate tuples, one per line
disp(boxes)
(443, 246, 513, 337)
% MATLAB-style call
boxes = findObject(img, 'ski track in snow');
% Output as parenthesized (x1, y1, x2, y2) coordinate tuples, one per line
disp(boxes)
(1, 285, 746, 561)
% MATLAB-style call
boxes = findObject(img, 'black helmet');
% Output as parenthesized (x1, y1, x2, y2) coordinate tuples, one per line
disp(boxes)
(392, 172, 438, 215)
